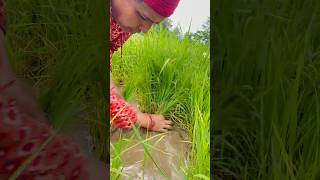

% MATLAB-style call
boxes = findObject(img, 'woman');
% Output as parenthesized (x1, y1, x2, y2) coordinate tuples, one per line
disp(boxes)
(110, 0, 180, 132)
(0, 0, 180, 178)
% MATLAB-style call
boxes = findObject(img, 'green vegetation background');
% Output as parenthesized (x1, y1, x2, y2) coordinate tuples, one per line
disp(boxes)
(6, 0, 109, 161)
(213, 0, 320, 179)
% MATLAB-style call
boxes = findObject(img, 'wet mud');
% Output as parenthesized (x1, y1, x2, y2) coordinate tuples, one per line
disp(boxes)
(111, 127, 191, 180)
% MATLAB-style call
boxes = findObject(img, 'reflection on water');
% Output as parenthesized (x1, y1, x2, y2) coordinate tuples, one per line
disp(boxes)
(111, 128, 190, 180)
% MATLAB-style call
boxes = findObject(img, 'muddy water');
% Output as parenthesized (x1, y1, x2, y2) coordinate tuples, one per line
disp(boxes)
(111, 128, 191, 180)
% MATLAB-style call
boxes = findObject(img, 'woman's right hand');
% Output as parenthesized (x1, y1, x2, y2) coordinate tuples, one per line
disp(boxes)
(110, 74, 173, 132)
(136, 112, 173, 133)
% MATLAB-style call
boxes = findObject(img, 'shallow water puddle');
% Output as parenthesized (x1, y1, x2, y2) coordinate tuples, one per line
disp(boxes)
(111, 128, 190, 180)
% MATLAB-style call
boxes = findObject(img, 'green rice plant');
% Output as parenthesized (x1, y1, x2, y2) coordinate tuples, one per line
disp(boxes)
(112, 25, 210, 179)
(213, 0, 320, 179)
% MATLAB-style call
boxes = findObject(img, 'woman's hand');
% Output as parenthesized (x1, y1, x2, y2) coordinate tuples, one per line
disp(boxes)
(110, 73, 173, 132)
(136, 112, 173, 133)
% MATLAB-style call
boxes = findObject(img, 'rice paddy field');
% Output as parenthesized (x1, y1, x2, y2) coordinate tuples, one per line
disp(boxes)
(5, 0, 210, 179)
(213, 0, 320, 179)
(110, 27, 210, 179)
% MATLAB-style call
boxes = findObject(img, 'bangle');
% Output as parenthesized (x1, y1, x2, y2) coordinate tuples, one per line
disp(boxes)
(0, 79, 16, 92)
(147, 114, 155, 129)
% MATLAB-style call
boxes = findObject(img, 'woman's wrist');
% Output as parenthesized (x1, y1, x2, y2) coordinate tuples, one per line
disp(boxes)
(135, 112, 154, 129)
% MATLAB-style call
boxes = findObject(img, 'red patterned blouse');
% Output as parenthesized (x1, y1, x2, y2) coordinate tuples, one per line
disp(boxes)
(110, 8, 138, 129)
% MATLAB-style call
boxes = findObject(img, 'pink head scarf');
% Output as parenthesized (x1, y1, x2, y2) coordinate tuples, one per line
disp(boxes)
(144, 0, 180, 17)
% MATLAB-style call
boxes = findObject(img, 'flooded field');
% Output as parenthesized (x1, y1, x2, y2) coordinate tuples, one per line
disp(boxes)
(111, 128, 190, 179)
